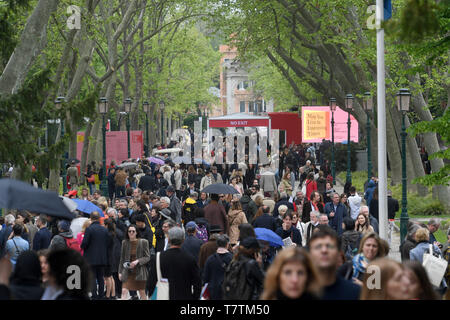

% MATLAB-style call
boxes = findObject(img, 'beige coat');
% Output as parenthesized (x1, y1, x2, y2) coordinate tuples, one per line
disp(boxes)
(227, 209, 248, 244)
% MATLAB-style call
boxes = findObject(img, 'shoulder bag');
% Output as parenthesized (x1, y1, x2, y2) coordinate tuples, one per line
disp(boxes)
(156, 252, 170, 300)
(423, 244, 448, 287)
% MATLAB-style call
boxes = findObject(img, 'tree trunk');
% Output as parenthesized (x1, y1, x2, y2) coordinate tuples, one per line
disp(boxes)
(87, 119, 101, 170)
(48, 125, 62, 192)
(0, 0, 60, 95)
(80, 120, 93, 185)
(386, 106, 402, 185)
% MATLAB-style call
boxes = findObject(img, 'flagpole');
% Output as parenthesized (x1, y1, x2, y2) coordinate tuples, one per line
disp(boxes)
(377, 0, 388, 241)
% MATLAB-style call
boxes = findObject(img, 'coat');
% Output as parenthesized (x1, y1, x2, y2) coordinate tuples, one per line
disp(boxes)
(252, 213, 277, 231)
(409, 241, 442, 263)
(67, 166, 78, 185)
(273, 198, 294, 218)
(80, 221, 109, 266)
(118, 238, 150, 282)
(202, 252, 233, 300)
(204, 202, 229, 234)
(324, 202, 347, 236)
(305, 179, 318, 201)
(169, 193, 182, 224)
(181, 235, 204, 264)
(114, 170, 128, 187)
(240, 195, 258, 222)
(227, 210, 248, 244)
(302, 201, 324, 223)
(280, 178, 293, 196)
(198, 239, 217, 270)
(148, 247, 201, 300)
(137, 174, 155, 192)
(364, 180, 376, 207)
(275, 226, 302, 246)
(260, 173, 277, 192)
(32, 227, 52, 251)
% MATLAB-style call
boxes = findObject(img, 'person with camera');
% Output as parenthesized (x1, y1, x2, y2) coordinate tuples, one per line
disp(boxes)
(118, 224, 150, 300)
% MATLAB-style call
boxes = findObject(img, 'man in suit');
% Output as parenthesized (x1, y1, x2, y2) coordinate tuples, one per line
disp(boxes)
(32, 215, 52, 251)
(324, 192, 348, 236)
(148, 227, 201, 300)
(81, 211, 110, 300)
(138, 170, 155, 192)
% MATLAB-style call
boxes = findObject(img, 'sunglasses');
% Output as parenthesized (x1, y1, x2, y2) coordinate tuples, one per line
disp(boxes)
(128, 230, 136, 233)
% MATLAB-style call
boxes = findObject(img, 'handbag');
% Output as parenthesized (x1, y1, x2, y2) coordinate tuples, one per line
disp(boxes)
(422, 244, 448, 287)
(87, 175, 95, 183)
(156, 252, 169, 300)
(94, 173, 100, 185)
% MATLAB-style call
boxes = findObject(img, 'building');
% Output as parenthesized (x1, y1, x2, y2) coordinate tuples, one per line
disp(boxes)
(217, 44, 274, 116)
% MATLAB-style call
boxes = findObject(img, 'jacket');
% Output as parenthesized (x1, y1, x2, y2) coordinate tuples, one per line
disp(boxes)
(348, 193, 362, 220)
(409, 241, 442, 263)
(387, 196, 399, 220)
(260, 173, 277, 192)
(148, 247, 201, 300)
(324, 202, 348, 236)
(203, 251, 233, 300)
(228, 210, 248, 244)
(67, 166, 78, 185)
(305, 179, 318, 200)
(400, 236, 417, 261)
(181, 235, 204, 263)
(200, 175, 213, 190)
(137, 174, 155, 192)
(118, 238, 150, 282)
(204, 202, 229, 234)
(114, 170, 128, 187)
(252, 213, 277, 231)
(81, 221, 109, 266)
(273, 198, 294, 218)
(364, 180, 376, 207)
(240, 195, 258, 222)
(275, 226, 302, 246)
(280, 179, 293, 196)
(169, 193, 182, 224)
(32, 227, 52, 251)
(302, 201, 324, 223)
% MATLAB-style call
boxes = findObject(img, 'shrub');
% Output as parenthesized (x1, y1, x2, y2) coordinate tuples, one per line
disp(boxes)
(409, 201, 445, 216)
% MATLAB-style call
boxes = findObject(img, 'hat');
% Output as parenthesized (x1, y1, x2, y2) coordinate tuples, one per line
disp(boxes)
(58, 220, 71, 232)
(209, 225, 223, 233)
(241, 237, 261, 250)
(185, 197, 197, 205)
(166, 185, 175, 193)
(387, 190, 392, 196)
(68, 190, 78, 197)
(185, 221, 198, 231)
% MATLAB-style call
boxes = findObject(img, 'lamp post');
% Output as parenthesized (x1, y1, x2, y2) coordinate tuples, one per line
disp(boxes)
(345, 94, 354, 185)
(159, 101, 165, 145)
(363, 92, 373, 184)
(98, 97, 109, 197)
(55, 96, 67, 194)
(397, 88, 411, 244)
(329, 98, 337, 185)
(124, 98, 132, 159)
(143, 101, 150, 157)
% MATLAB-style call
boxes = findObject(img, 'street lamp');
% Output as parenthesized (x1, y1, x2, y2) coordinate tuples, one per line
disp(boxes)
(329, 98, 337, 186)
(55, 96, 67, 194)
(98, 97, 109, 197)
(345, 94, 354, 185)
(124, 98, 132, 159)
(143, 101, 150, 157)
(159, 101, 165, 145)
(396, 88, 411, 244)
(363, 92, 373, 184)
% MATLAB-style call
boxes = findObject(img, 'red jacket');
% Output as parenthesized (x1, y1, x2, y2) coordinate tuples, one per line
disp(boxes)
(305, 179, 318, 201)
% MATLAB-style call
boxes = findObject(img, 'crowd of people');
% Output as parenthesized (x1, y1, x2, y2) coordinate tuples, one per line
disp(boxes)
(0, 141, 448, 301)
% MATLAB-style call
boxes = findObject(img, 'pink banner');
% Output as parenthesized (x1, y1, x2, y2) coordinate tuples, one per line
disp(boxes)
(77, 131, 144, 168)
(301, 106, 359, 143)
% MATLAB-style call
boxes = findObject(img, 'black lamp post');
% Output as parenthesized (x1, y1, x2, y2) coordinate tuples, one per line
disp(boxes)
(397, 88, 411, 244)
(363, 92, 373, 184)
(345, 94, 354, 185)
(124, 98, 132, 159)
(159, 101, 165, 145)
(143, 101, 150, 157)
(98, 97, 109, 197)
(329, 98, 337, 185)
(55, 96, 67, 194)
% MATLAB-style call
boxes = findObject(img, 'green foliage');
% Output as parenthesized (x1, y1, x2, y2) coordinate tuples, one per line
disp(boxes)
(323, 143, 358, 173)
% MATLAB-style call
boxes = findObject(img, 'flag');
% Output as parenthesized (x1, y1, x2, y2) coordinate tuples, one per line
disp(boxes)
(384, 0, 392, 20)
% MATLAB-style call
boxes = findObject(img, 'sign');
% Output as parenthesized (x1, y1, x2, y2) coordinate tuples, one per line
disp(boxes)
(209, 119, 269, 128)
(76, 131, 144, 167)
(301, 106, 359, 143)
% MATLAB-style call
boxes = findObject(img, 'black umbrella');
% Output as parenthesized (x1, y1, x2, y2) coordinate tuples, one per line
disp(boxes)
(0, 179, 75, 220)
(201, 183, 240, 195)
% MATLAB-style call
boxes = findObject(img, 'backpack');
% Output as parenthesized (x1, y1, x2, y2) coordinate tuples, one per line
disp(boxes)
(344, 233, 362, 261)
(65, 237, 82, 253)
(222, 259, 253, 300)
(196, 224, 209, 243)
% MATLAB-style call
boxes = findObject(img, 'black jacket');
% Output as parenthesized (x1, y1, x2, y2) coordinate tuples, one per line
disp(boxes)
(202, 252, 233, 300)
(32, 227, 52, 251)
(138, 174, 155, 192)
(275, 226, 302, 246)
(81, 221, 109, 266)
(388, 196, 399, 220)
(252, 214, 277, 231)
(137, 226, 154, 249)
(302, 201, 324, 223)
(148, 247, 201, 300)
(181, 235, 204, 264)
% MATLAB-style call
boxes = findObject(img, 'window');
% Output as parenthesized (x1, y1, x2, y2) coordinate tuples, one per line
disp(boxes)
(255, 100, 262, 113)
(248, 101, 254, 113)
(238, 81, 249, 90)
(240, 101, 245, 112)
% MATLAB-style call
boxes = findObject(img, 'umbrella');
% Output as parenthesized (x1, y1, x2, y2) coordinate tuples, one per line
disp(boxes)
(71, 199, 104, 217)
(148, 157, 165, 165)
(201, 183, 240, 195)
(117, 162, 138, 170)
(0, 179, 75, 220)
(172, 156, 191, 164)
(70, 217, 89, 237)
(59, 196, 77, 212)
(254, 228, 284, 247)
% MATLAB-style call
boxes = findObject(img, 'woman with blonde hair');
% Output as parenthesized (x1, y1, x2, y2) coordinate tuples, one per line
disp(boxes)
(360, 258, 411, 300)
(227, 196, 248, 245)
(261, 247, 322, 300)
(280, 172, 293, 197)
(352, 232, 386, 285)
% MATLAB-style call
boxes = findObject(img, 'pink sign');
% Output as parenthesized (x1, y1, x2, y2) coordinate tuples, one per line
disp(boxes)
(301, 106, 359, 143)
(77, 131, 144, 167)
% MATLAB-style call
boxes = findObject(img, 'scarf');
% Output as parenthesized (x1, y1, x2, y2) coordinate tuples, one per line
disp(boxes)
(352, 254, 368, 279)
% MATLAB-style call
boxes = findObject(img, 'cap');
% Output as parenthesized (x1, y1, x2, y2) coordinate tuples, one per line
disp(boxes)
(241, 237, 261, 250)
(68, 190, 78, 196)
(185, 198, 197, 205)
(185, 221, 198, 231)
(58, 220, 71, 232)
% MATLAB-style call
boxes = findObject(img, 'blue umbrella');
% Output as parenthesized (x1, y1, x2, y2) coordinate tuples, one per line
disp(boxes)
(72, 199, 104, 217)
(254, 228, 283, 247)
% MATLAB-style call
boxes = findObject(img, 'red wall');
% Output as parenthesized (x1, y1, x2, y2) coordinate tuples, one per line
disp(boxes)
(268, 112, 302, 145)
